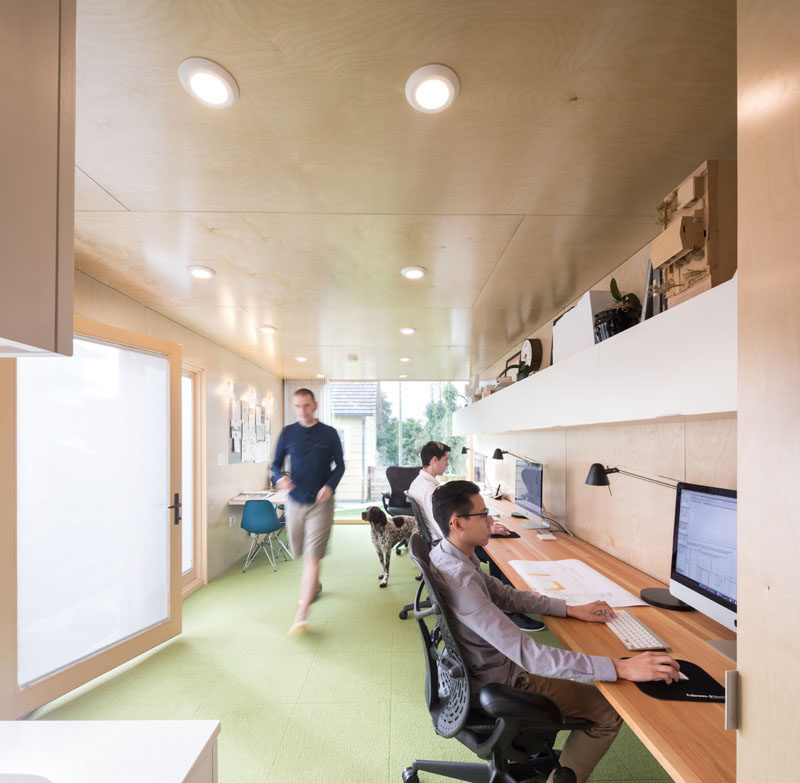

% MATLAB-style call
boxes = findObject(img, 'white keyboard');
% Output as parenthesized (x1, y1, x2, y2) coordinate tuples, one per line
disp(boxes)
(606, 610, 669, 651)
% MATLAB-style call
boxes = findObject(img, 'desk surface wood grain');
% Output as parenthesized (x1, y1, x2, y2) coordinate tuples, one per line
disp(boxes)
(484, 520, 736, 783)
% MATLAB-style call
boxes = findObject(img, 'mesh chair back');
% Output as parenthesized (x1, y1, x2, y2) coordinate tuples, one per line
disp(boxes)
(241, 499, 283, 535)
(384, 466, 420, 509)
(407, 495, 435, 546)
(408, 533, 472, 738)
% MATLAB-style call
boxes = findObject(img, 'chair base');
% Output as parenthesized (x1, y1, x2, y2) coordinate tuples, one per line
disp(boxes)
(242, 528, 294, 573)
(402, 749, 563, 783)
(399, 597, 430, 620)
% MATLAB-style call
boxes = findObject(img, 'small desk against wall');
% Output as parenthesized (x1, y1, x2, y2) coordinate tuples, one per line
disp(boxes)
(483, 520, 736, 783)
(227, 489, 288, 507)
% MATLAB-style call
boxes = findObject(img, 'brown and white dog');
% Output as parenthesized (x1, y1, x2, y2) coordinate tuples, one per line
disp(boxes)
(362, 505, 418, 588)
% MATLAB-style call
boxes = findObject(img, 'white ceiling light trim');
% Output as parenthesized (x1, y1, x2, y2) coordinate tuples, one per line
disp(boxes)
(399, 357, 410, 362)
(186, 265, 215, 279)
(400, 266, 427, 280)
(178, 57, 239, 108)
(399, 327, 416, 335)
(295, 356, 307, 362)
(405, 64, 460, 113)
(259, 325, 277, 334)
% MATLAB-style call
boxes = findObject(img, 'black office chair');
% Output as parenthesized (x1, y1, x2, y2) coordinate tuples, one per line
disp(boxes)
(382, 465, 421, 555)
(402, 533, 588, 783)
(398, 496, 433, 620)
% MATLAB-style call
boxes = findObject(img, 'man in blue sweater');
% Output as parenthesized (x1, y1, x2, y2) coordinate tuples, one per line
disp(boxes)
(271, 388, 345, 634)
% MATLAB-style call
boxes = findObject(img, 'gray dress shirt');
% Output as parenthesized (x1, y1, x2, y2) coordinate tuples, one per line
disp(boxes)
(429, 538, 618, 688)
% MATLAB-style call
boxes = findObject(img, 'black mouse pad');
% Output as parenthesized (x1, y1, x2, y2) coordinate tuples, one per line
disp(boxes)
(634, 659, 725, 702)
(491, 530, 520, 538)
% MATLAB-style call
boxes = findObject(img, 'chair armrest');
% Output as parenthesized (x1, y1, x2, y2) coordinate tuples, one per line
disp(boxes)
(381, 491, 390, 512)
(479, 682, 563, 724)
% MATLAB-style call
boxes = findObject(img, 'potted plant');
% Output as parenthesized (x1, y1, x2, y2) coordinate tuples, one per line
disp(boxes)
(593, 278, 643, 342)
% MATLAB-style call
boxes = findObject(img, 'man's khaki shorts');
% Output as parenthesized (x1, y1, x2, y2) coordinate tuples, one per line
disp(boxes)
(284, 495, 334, 560)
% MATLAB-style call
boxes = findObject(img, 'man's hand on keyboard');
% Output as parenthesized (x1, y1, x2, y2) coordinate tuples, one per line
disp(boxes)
(566, 601, 617, 623)
(613, 652, 681, 683)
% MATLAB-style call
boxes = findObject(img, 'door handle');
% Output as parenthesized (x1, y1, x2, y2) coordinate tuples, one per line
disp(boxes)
(168, 492, 182, 525)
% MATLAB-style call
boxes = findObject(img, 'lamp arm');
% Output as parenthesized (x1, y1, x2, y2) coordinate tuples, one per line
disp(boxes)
(500, 449, 536, 463)
(615, 468, 678, 490)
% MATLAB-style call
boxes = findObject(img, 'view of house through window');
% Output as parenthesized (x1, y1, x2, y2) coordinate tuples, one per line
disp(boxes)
(328, 381, 468, 516)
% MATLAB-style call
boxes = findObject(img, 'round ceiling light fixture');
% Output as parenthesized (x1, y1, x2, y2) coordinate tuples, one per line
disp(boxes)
(316, 373, 325, 378)
(259, 325, 278, 334)
(399, 357, 411, 363)
(405, 64, 460, 113)
(178, 57, 240, 108)
(186, 265, 216, 279)
(295, 356, 307, 362)
(400, 266, 427, 280)
(399, 374, 407, 379)
(399, 327, 416, 335)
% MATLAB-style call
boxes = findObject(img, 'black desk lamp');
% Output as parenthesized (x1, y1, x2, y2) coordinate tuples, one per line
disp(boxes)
(492, 448, 533, 462)
(461, 446, 469, 454)
(585, 462, 689, 611)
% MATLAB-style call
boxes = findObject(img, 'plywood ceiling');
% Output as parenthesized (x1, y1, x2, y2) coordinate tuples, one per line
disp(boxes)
(73, 0, 736, 380)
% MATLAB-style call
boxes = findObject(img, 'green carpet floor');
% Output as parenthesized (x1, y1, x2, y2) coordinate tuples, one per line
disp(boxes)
(32, 525, 673, 782)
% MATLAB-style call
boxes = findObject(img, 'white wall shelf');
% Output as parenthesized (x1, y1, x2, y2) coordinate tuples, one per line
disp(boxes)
(454, 277, 736, 435)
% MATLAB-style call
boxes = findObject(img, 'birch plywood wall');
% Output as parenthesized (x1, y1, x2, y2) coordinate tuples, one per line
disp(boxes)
(476, 415, 736, 583)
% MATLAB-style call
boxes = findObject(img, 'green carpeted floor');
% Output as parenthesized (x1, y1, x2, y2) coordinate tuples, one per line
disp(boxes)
(32, 525, 674, 782)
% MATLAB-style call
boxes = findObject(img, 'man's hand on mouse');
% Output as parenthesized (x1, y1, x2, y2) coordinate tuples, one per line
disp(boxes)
(613, 652, 681, 683)
(490, 520, 509, 535)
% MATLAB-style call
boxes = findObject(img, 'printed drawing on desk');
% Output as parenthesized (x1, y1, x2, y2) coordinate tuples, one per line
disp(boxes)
(508, 559, 646, 607)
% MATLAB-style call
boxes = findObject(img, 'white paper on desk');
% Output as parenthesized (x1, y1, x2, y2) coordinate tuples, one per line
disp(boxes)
(508, 559, 646, 607)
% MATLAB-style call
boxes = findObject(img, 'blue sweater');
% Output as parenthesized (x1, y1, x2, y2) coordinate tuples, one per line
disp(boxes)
(270, 421, 345, 504)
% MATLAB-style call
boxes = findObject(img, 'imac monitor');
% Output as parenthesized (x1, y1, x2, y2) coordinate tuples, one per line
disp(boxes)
(472, 452, 486, 489)
(669, 481, 737, 657)
(513, 459, 547, 528)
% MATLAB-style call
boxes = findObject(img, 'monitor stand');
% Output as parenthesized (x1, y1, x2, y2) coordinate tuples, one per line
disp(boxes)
(520, 516, 549, 530)
(640, 587, 692, 611)
(708, 639, 737, 663)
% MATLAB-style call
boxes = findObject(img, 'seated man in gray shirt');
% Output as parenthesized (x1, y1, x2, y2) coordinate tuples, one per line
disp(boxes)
(429, 480, 680, 783)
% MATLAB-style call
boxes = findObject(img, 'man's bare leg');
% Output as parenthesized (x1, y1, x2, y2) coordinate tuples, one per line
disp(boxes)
(297, 556, 321, 617)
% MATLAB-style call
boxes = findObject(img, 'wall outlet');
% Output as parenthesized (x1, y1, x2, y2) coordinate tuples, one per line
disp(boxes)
(228, 515, 235, 527)
(218, 454, 225, 466)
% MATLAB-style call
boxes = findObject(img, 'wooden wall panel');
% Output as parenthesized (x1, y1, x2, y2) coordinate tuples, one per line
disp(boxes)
(566, 422, 684, 583)
(477, 417, 736, 585)
(685, 415, 737, 490)
(737, 1, 800, 777)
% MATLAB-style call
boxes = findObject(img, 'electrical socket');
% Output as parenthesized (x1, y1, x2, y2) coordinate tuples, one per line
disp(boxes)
(228, 515, 235, 527)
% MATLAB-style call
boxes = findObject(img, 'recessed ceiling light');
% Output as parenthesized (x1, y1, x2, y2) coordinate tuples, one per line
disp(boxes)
(399, 327, 416, 335)
(399, 357, 410, 363)
(316, 373, 325, 378)
(259, 325, 277, 334)
(401, 266, 427, 280)
(405, 64, 460, 113)
(399, 374, 407, 379)
(178, 57, 239, 108)
(295, 356, 307, 362)
(186, 265, 216, 279)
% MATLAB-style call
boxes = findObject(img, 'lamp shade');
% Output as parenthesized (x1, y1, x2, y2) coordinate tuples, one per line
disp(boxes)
(461, 446, 469, 454)
(492, 448, 505, 460)
(585, 463, 611, 486)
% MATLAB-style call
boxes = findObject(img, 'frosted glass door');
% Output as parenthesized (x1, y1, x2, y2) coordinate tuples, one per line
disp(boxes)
(16, 337, 171, 686)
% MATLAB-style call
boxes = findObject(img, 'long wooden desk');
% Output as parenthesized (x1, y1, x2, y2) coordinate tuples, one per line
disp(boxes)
(484, 517, 736, 783)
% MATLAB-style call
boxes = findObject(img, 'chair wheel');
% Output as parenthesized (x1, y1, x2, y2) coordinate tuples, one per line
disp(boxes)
(399, 609, 409, 620)
(396, 546, 403, 555)
(402, 768, 419, 783)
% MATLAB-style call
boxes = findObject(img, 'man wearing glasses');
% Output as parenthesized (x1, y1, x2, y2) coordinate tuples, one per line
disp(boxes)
(429, 480, 680, 783)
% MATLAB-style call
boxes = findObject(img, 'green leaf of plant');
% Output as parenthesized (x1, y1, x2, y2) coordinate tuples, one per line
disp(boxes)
(610, 278, 622, 301)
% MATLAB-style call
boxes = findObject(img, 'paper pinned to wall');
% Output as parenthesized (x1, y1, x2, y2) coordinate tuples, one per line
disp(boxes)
(508, 559, 646, 607)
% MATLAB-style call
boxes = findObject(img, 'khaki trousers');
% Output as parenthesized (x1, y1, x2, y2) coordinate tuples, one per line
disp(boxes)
(514, 672, 623, 783)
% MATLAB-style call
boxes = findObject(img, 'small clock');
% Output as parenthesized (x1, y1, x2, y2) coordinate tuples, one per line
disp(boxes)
(520, 338, 543, 373)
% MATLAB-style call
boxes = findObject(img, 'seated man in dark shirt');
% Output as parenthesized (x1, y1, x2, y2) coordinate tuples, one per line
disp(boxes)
(429, 480, 680, 783)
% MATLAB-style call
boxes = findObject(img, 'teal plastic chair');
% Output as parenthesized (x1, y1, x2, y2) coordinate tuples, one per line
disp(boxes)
(241, 499, 293, 572)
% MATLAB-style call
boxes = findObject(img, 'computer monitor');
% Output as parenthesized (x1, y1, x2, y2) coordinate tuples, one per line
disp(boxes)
(669, 481, 737, 659)
(513, 459, 547, 528)
(472, 452, 486, 488)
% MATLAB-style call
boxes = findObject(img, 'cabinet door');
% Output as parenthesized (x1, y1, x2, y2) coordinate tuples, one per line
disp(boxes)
(0, 0, 75, 357)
